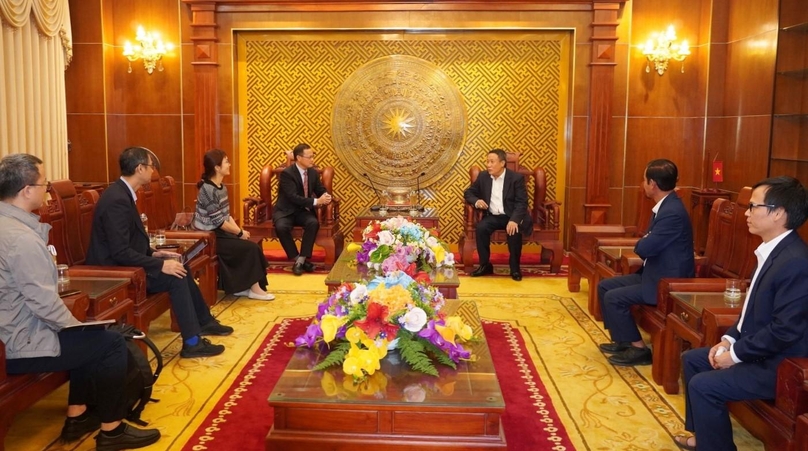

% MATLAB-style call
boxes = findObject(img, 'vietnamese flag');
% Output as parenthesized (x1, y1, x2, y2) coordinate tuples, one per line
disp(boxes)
(712, 161, 724, 183)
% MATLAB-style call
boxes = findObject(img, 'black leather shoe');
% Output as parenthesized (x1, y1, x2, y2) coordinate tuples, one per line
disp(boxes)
(599, 341, 632, 354)
(302, 261, 315, 273)
(470, 263, 493, 277)
(511, 272, 522, 281)
(95, 424, 161, 451)
(60, 410, 101, 442)
(200, 319, 233, 336)
(180, 338, 225, 358)
(608, 346, 652, 366)
(292, 262, 304, 276)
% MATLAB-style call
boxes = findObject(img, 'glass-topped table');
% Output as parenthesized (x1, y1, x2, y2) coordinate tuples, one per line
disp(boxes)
(266, 300, 506, 450)
(325, 251, 460, 299)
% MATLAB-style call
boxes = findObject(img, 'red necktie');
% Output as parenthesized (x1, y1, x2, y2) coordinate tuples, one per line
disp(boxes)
(303, 170, 309, 198)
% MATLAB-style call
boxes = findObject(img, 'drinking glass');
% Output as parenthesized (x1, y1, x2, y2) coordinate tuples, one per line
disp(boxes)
(724, 279, 743, 305)
(379, 190, 389, 216)
(56, 264, 70, 283)
(155, 229, 166, 245)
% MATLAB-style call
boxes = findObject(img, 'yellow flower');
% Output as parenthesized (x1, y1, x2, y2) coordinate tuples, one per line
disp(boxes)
(343, 355, 363, 378)
(345, 326, 367, 344)
(357, 348, 381, 375)
(346, 242, 362, 252)
(432, 245, 446, 264)
(320, 371, 339, 396)
(320, 315, 347, 344)
(436, 316, 473, 344)
(369, 285, 411, 314)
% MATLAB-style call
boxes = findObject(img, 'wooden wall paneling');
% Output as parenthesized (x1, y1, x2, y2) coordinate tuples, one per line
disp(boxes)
(67, 115, 109, 183)
(726, 0, 779, 43)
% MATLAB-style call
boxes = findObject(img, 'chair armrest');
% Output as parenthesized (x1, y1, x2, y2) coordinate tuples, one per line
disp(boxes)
(0, 339, 7, 382)
(242, 196, 269, 226)
(620, 254, 643, 275)
(694, 255, 710, 276)
(164, 230, 217, 257)
(537, 200, 561, 230)
(569, 224, 633, 264)
(656, 278, 727, 316)
(596, 237, 641, 247)
(776, 358, 808, 419)
(62, 294, 90, 321)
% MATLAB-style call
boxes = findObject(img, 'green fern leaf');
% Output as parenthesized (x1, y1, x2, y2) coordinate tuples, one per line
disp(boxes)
(422, 339, 457, 369)
(397, 336, 439, 376)
(312, 341, 351, 371)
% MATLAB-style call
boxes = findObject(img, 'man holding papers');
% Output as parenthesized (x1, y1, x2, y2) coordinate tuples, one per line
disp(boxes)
(0, 154, 160, 450)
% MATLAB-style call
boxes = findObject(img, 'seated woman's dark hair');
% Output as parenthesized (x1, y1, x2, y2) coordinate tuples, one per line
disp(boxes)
(198, 149, 227, 189)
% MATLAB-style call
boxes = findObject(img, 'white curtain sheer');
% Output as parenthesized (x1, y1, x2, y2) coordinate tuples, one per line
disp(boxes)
(0, 0, 72, 180)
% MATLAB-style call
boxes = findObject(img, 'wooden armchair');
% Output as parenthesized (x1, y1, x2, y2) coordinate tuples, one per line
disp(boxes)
(651, 188, 759, 386)
(242, 157, 344, 269)
(458, 152, 563, 273)
(568, 190, 657, 317)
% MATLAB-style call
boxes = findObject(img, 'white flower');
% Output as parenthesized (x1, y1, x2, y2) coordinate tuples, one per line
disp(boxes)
(426, 236, 438, 247)
(401, 307, 428, 332)
(377, 230, 395, 245)
(403, 384, 427, 403)
(443, 252, 455, 266)
(349, 284, 368, 305)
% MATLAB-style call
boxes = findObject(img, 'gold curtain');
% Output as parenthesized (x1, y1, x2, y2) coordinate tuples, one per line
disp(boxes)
(0, 0, 72, 180)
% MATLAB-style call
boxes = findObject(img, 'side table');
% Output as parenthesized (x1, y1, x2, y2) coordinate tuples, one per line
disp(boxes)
(65, 277, 134, 325)
(662, 292, 741, 394)
(588, 246, 637, 320)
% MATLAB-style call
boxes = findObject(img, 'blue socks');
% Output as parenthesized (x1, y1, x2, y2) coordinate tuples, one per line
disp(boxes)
(184, 336, 199, 346)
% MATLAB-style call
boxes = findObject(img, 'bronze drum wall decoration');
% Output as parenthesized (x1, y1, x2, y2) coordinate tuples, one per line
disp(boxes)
(331, 55, 467, 189)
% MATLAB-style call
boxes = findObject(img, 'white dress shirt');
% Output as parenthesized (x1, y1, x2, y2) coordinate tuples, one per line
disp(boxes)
(488, 169, 506, 216)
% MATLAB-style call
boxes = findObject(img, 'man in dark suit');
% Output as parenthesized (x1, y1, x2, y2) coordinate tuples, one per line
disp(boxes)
(598, 159, 695, 366)
(86, 147, 232, 359)
(463, 149, 533, 281)
(674, 176, 808, 451)
(273, 143, 332, 276)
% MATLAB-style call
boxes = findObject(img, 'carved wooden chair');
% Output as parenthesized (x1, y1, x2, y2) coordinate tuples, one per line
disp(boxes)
(458, 152, 563, 273)
(242, 156, 344, 269)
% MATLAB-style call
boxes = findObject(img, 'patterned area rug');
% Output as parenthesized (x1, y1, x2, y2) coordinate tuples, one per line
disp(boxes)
(181, 318, 574, 451)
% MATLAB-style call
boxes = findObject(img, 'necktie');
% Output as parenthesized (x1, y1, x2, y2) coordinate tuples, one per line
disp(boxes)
(303, 171, 309, 198)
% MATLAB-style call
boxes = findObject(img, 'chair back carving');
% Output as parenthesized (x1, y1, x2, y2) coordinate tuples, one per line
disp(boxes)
(702, 187, 760, 279)
(136, 171, 177, 230)
(39, 180, 100, 266)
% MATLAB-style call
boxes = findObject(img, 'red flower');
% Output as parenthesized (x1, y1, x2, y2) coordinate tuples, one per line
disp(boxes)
(414, 271, 432, 284)
(354, 302, 400, 340)
(429, 228, 440, 238)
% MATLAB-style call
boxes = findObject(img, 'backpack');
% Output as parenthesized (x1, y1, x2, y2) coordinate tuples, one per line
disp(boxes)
(109, 324, 164, 426)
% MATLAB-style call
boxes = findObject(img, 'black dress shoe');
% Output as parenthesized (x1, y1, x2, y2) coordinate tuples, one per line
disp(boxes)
(511, 272, 522, 281)
(599, 341, 632, 354)
(470, 263, 493, 277)
(302, 261, 315, 273)
(180, 338, 225, 358)
(60, 410, 101, 442)
(292, 262, 304, 276)
(608, 346, 652, 366)
(95, 424, 161, 451)
(200, 319, 233, 336)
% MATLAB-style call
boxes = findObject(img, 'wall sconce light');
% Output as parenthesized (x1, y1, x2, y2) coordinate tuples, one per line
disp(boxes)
(642, 25, 690, 75)
(122, 26, 174, 74)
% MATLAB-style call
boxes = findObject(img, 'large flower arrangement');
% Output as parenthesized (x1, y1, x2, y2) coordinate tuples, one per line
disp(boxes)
(294, 271, 474, 381)
(348, 216, 454, 277)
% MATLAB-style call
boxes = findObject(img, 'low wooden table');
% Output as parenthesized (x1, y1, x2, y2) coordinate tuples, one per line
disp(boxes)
(325, 251, 460, 299)
(66, 277, 134, 325)
(588, 246, 636, 320)
(266, 300, 506, 450)
(661, 292, 742, 394)
(352, 208, 440, 242)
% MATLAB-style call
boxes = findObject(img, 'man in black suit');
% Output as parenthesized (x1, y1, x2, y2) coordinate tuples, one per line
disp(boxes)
(463, 149, 533, 281)
(674, 176, 808, 451)
(273, 143, 332, 276)
(86, 147, 232, 359)
(598, 159, 695, 366)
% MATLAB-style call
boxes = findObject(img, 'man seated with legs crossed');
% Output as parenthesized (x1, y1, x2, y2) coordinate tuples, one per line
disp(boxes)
(0, 154, 160, 450)
(86, 147, 232, 358)
(675, 176, 808, 451)
(598, 159, 695, 366)
(273, 143, 332, 276)
(463, 148, 533, 281)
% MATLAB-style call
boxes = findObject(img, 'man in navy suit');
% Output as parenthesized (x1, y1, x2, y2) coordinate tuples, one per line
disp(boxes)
(674, 176, 808, 451)
(463, 149, 533, 281)
(86, 147, 232, 359)
(273, 143, 332, 276)
(598, 159, 695, 366)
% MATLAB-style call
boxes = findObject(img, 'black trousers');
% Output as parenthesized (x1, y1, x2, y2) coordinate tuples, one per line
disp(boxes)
(274, 210, 319, 260)
(6, 329, 127, 423)
(475, 214, 523, 273)
(597, 273, 649, 342)
(147, 268, 214, 340)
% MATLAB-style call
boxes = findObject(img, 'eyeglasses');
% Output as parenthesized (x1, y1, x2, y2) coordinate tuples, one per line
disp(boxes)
(18, 181, 51, 192)
(300, 154, 315, 159)
(141, 163, 156, 169)
(748, 202, 776, 210)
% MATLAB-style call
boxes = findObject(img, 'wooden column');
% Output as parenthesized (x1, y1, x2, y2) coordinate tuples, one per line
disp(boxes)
(185, 2, 220, 172)
(584, 1, 622, 224)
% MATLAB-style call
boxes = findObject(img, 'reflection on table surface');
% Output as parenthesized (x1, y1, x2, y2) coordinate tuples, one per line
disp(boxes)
(269, 300, 503, 408)
(61, 277, 130, 299)
(599, 246, 636, 259)
(325, 251, 459, 286)
(670, 291, 743, 313)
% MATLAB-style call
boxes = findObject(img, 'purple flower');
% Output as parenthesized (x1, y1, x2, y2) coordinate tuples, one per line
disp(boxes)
(447, 343, 471, 362)
(418, 320, 447, 348)
(294, 323, 322, 347)
(357, 241, 377, 264)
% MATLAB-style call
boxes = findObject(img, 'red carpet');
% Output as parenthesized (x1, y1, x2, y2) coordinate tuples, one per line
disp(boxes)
(182, 318, 574, 451)
(263, 250, 569, 277)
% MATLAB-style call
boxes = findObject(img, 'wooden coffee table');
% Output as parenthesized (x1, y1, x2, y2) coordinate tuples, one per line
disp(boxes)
(266, 300, 506, 450)
(325, 251, 460, 299)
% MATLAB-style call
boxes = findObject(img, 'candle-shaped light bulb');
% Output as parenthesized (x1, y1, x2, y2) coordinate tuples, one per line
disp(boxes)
(666, 25, 677, 41)
(123, 41, 133, 56)
(679, 40, 690, 55)
(136, 26, 145, 40)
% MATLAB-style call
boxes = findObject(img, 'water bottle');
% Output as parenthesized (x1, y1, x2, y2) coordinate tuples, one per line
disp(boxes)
(141, 213, 149, 233)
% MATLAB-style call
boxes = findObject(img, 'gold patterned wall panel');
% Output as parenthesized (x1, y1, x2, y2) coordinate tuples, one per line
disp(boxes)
(237, 31, 571, 244)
